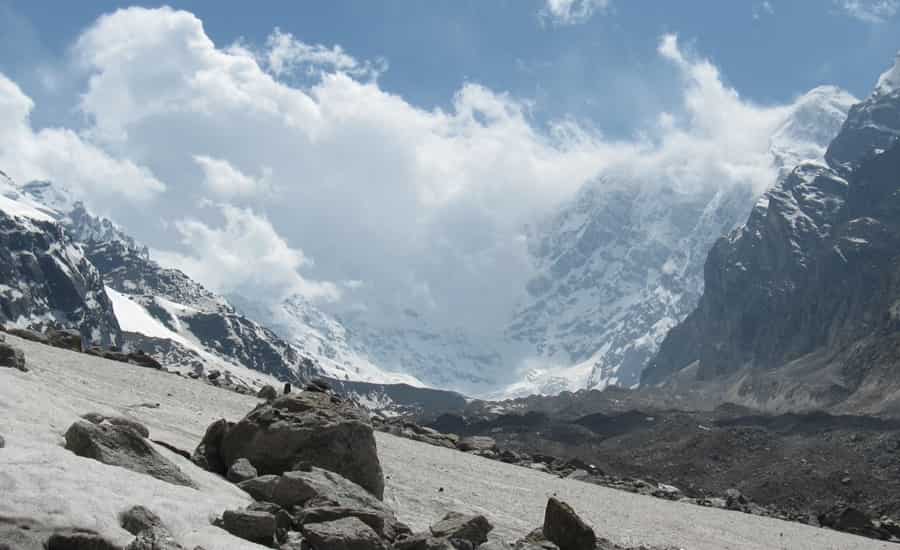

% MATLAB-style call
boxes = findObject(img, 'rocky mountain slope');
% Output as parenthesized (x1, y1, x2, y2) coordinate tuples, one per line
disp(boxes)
(503, 86, 857, 397)
(642, 57, 900, 415)
(0, 171, 121, 347)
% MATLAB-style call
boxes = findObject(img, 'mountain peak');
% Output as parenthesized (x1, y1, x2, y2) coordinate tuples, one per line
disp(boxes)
(875, 51, 900, 97)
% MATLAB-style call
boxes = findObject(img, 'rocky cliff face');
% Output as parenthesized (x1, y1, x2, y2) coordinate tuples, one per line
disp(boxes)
(0, 172, 121, 346)
(502, 86, 856, 397)
(643, 60, 900, 414)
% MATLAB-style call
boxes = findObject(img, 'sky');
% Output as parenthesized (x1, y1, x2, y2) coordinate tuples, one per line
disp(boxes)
(0, 1, 898, 361)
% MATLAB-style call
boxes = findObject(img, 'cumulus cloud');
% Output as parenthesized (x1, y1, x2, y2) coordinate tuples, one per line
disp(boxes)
(193, 155, 270, 198)
(539, 0, 611, 26)
(154, 203, 340, 302)
(835, 0, 899, 22)
(263, 28, 386, 80)
(0, 73, 164, 207)
(0, 7, 817, 380)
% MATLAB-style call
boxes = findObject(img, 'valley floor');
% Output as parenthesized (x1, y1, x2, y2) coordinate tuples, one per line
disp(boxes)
(0, 334, 892, 550)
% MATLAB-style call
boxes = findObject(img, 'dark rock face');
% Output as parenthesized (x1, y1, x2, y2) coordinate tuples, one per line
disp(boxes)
(301, 516, 388, 550)
(48, 328, 83, 352)
(203, 392, 384, 498)
(258, 385, 278, 400)
(0, 341, 26, 371)
(45, 530, 123, 550)
(64, 420, 195, 488)
(429, 512, 492, 545)
(643, 84, 900, 414)
(542, 498, 596, 550)
(0, 207, 121, 348)
(191, 418, 231, 474)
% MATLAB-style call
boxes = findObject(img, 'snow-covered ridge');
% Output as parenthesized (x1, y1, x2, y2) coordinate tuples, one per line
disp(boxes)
(875, 52, 900, 96)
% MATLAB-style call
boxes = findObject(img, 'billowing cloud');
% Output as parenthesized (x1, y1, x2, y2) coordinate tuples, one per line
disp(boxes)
(835, 0, 899, 22)
(0, 7, 824, 377)
(0, 73, 164, 206)
(193, 155, 270, 198)
(539, 0, 611, 26)
(154, 203, 340, 302)
(263, 28, 386, 80)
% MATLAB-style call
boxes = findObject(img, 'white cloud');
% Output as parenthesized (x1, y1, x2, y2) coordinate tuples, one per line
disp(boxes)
(0, 8, 818, 378)
(753, 1, 775, 20)
(193, 155, 270, 198)
(154, 203, 339, 302)
(835, 0, 899, 22)
(0, 73, 165, 206)
(539, 0, 611, 26)
(263, 28, 386, 80)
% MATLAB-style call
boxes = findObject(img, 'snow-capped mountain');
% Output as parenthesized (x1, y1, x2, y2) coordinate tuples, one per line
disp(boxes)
(0, 177, 325, 391)
(230, 294, 500, 390)
(0, 171, 121, 346)
(501, 86, 857, 398)
(642, 54, 900, 414)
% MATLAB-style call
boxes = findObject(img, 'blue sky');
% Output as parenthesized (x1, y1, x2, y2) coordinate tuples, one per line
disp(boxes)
(3, 1, 900, 136)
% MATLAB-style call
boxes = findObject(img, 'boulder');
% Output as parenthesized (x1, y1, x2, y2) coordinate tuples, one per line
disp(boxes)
(301, 517, 388, 550)
(0, 434, 5, 448)
(214, 392, 384, 498)
(221, 509, 277, 546)
(542, 498, 595, 550)
(226, 458, 258, 483)
(64, 420, 195, 488)
(246, 501, 293, 535)
(239, 467, 406, 540)
(818, 507, 887, 539)
(258, 385, 278, 400)
(191, 419, 231, 474)
(82, 412, 150, 438)
(0, 342, 26, 371)
(119, 506, 163, 535)
(455, 436, 497, 453)
(4, 328, 48, 344)
(429, 512, 492, 545)
(48, 328, 83, 352)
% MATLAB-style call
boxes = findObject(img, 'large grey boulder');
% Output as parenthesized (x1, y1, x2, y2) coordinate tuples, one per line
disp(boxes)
(82, 412, 150, 439)
(302, 517, 388, 550)
(429, 512, 492, 545)
(542, 498, 595, 550)
(48, 328, 83, 352)
(257, 385, 278, 400)
(0, 342, 26, 372)
(239, 467, 407, 540)
(191, 418, 231, 474)
(202, 392, 384, 498)
(64, 420, 195, 488)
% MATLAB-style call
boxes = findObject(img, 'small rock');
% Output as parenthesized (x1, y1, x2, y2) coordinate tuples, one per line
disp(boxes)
(0, 342, 26, 372)
(47, 328, 83, 352)
(456, 436, 497, 453)
(302, 517, 387, 550)
(542, 497, 595, 550)
(257, 385, 278, 400)
(0, 435, 5, 449)
(227, 458, 258, 483)
(221, 509, 277, 546)
(429, 512, 493, 545)
(119, 506, 163, 535)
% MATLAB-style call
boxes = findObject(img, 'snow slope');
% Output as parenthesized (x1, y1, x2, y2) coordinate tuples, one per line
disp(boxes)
(0, 335, 890, 549)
